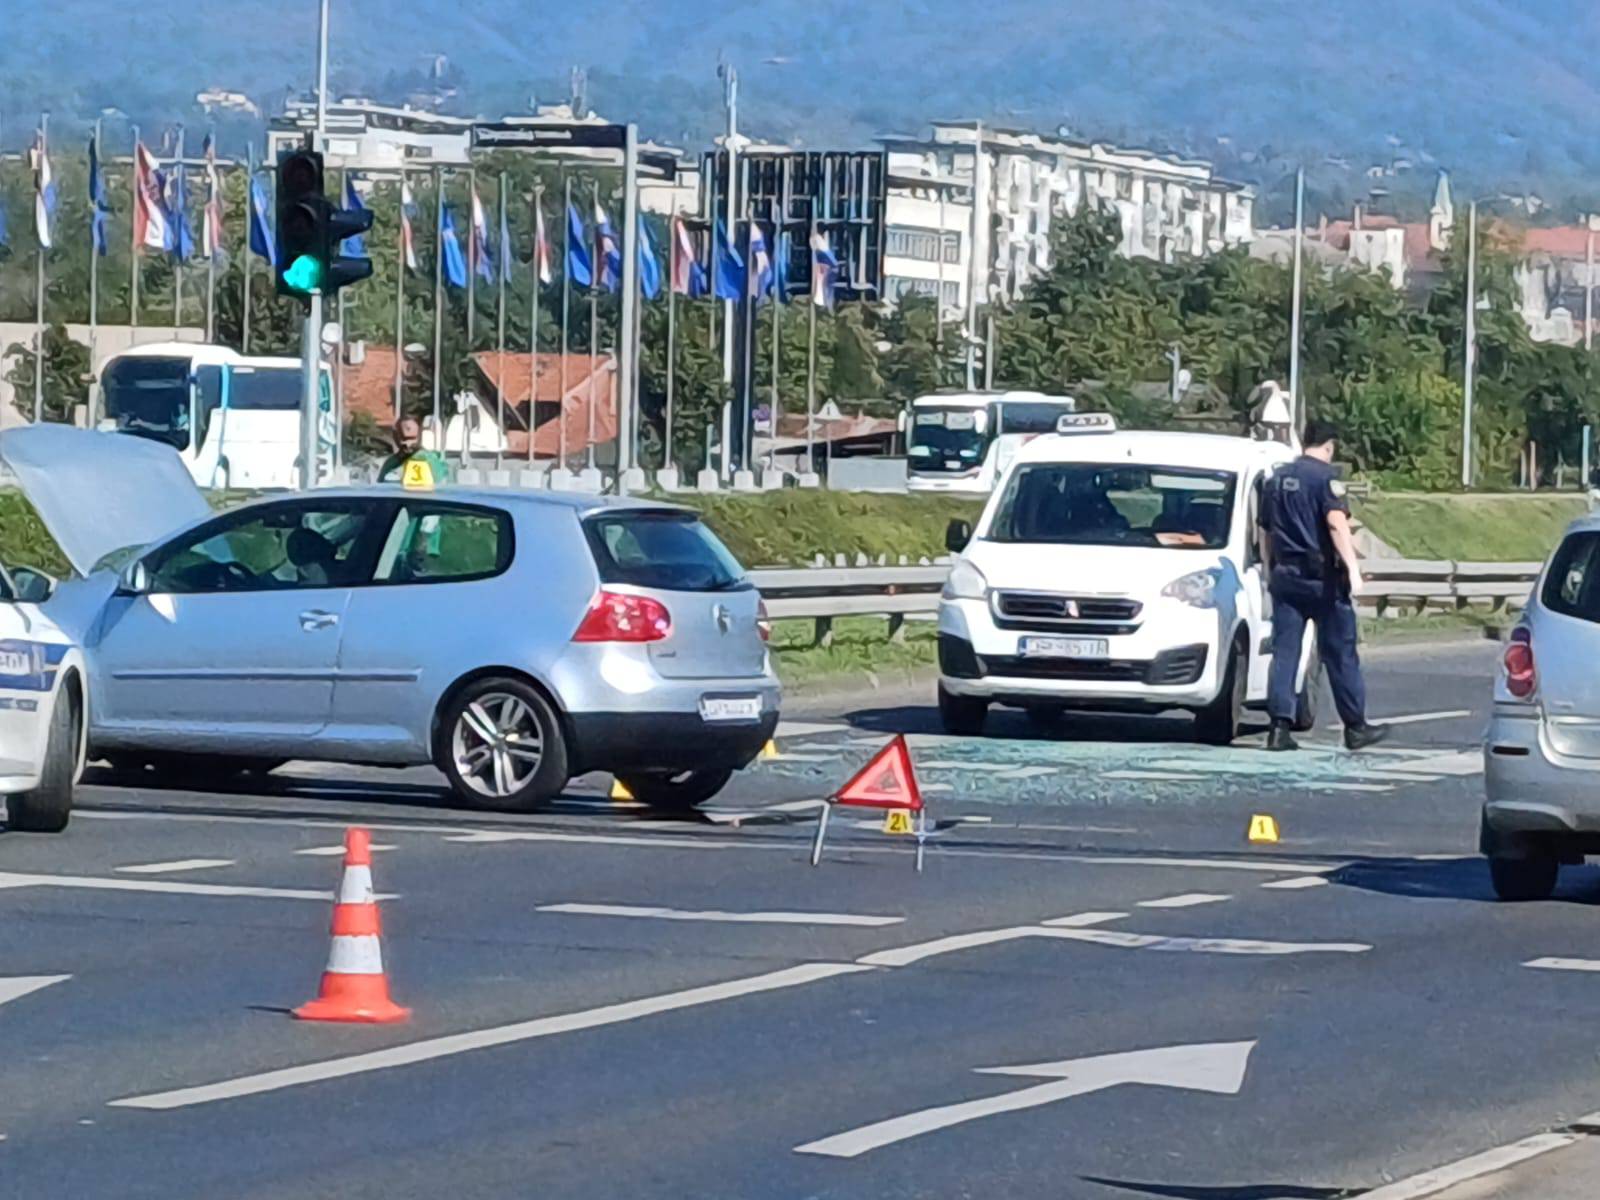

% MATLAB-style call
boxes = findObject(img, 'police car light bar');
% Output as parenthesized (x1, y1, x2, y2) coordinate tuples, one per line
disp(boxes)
(1056, 412, 1118, 434)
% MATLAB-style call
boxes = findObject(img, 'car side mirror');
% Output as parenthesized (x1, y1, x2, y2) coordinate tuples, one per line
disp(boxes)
(118, 560, 151, 596)
(945, 519, 972, 554)
(8, 567, 56, 604)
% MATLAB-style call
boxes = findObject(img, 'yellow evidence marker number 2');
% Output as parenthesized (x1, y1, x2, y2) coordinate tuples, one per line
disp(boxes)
(883, 809, 916, 836)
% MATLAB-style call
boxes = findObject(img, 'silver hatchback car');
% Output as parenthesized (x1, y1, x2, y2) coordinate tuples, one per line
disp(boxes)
(1482, 512, 1600, 899)
(2, 426, 780, 812)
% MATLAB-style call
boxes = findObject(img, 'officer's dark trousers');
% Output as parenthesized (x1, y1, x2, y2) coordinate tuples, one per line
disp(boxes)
(1267, 568, 1366, 727)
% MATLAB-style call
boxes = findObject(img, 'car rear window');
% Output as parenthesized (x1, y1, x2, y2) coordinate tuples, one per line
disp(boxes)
(1542, 531, 1600, 624)
(584, 512, 747, 592)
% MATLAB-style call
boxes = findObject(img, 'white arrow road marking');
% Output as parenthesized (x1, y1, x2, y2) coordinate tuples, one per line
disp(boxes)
(1036, 928, 1370, 955)
(795, 1040, 1256, 1159)
(0, 975, 70, 1009)
(115, 859, 236, 874)
(0, 870, 342, 902)
(537, 903, 904, 927)
(1525, 957, 1600, 973)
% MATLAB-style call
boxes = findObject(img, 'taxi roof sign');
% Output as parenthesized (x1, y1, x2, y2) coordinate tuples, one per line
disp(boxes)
(1056, 412, 1118, 434)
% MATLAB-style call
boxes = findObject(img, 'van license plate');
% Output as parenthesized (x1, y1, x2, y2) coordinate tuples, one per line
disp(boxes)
(700, 695, 763, 722)
(0, 650, 32, 677)
(1020, 637, 1109, 659)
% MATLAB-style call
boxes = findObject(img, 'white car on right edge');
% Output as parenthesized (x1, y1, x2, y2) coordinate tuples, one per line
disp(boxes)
(1482, 512, 1600, 900)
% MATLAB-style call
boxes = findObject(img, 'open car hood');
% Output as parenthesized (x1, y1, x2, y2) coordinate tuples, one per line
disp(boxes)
(0, 425, 211, 577)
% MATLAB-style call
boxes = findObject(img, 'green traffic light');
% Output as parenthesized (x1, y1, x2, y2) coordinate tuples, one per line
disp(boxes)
(282, 254, 324, 293)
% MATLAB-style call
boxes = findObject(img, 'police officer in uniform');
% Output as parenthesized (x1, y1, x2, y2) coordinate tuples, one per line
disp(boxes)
(1258, 419, 1388, 752)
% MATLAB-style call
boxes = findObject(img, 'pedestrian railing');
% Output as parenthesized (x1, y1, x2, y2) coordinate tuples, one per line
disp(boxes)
(749, 557, 1543, 644)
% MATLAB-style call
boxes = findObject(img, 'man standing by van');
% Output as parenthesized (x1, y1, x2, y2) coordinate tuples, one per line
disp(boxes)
(378, 417, 451, 486)
(1259, 419, 1388, 752)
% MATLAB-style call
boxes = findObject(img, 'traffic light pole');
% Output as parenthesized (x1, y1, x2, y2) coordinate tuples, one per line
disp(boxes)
(300, 292, 323, 490)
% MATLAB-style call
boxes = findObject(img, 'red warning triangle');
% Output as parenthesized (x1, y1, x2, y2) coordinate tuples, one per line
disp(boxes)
(834, 735, 922, 811)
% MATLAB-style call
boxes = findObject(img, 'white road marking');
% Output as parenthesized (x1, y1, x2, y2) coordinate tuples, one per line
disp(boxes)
(73, 809, 1340, 875)
(537, 903, 904, 928)
(0, 869, 338, 902)
(1338, 709, 1473, 729)
(1138, 893, 1231, 909)
(110, 962, 874, 1111)
(0, 975, 70, 1009)
(295, 843, 396, 857)
(857, 928, 1038, 968)
(1040, 912, 1127, 928)
(1260, 876, 1329, 890)
(1359, 1132, 1579, 1200)
(114, 859, 237, 875)
(1036, 927, 1369, 955)
(1369, 751, 1482, 777)
(996, 766, 1057, 780)
(1525, 957, 1600, 973)
(1313, 782, 1397, 793)
(1102, 770, 1208, 782)
(796, 1041, 1255, 1159)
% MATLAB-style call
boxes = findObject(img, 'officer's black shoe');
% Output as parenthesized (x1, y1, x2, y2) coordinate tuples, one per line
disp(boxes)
(1264, 720, 1299, 752)
(1343, 722, 1390, 751)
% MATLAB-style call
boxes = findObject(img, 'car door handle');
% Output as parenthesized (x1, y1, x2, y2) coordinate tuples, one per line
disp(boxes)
(299, 610, 340, 631)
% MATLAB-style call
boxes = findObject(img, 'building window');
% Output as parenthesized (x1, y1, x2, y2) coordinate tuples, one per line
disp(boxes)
(887, 226, 949, 263)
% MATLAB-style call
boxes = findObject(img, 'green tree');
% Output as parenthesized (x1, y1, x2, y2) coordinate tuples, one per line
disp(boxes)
(5, 324, 91, 423)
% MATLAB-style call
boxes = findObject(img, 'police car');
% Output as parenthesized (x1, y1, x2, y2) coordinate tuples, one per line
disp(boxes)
(936, 413, 1318, 743)
(0, 560, 85, 832)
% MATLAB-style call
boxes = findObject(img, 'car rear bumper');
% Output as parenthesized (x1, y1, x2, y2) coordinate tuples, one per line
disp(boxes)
(566, 709, 780, 775)
(1483, 704, 1600, 849)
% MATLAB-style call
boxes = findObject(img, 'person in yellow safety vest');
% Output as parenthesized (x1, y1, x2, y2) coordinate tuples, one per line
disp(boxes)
(377, 417, 452, 486)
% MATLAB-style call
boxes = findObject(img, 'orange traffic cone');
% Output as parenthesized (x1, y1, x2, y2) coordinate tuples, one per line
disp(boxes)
(294, 827, 410, 1024)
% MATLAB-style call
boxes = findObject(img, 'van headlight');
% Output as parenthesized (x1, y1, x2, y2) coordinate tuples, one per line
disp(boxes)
(1161, 568, 1220, 608)
(942, 558, 989, 601)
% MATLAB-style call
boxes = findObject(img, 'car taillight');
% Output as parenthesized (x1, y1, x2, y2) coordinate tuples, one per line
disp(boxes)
(1504, 627, 1536, 699)
(573, 591, 672, 643)
(757, 598, 771, 643)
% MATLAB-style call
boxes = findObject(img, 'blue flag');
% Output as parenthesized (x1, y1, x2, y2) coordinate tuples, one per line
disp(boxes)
(594, 201, 622, 293)
(88, 134, 109, 257)
(248, 173, 275, 265)
(713, 220, 744, 300)
(168, 136, 195, 262)
(343, 177, 369, 257)
(440, 204, 468, 288)
(498, 197, 513, 280)
(637, 214, 662, 301)
(566, 203, 592, 288)
(747, 222, 773, 303)
(773, 228, 790, 304)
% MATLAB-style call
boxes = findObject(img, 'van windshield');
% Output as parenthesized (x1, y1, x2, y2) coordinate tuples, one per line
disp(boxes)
(908, 407, 989, 472)
(988, 463, 1237, 548)
(103, 357, 191, 451)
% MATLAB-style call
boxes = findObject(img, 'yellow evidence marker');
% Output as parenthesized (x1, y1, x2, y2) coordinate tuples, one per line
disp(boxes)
(882, 809, 916, 835)
(401, 458, 436, 490)
(1247, 814, 1280, 844)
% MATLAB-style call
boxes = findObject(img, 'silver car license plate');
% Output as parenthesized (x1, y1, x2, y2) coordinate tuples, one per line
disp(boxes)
(700, 695, 762, 722)
(0, 650, 31, 676)
(1020, 636, 1109, 660)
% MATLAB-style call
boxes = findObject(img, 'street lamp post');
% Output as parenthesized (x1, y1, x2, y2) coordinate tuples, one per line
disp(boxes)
(1461, 200, 1478, 490)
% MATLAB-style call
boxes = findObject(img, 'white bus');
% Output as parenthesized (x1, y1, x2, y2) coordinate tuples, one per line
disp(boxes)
(96, 342, 334, 490)
(906, 391, 1078, 495)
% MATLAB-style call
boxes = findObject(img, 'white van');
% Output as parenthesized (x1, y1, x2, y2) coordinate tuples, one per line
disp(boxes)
(936, 414, 1317, 743)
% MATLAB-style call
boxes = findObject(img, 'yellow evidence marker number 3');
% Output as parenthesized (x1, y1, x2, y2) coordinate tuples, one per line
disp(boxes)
(401, 459, 435, 490)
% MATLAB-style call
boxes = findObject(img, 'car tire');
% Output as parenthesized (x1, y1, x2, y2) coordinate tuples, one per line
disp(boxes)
(1292, 646, 1321, 733)
(438, 677, 569, 812)
(1489, 853, 1558, 902)
(615, 769, 734, 811)
(938, 685, 988, 736)
(1195, 643, 1245, 746)
(8, 686, 79, 834)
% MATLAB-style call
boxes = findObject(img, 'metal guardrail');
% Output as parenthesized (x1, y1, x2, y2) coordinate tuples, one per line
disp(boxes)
(748, 557, 1543, 644)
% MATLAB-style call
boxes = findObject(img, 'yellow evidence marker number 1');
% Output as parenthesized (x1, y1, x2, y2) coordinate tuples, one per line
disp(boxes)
(1248, 814, 1280, 844)
(883, 809, 915, 836)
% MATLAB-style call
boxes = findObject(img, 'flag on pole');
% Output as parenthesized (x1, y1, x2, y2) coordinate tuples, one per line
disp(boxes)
(565, 203, 592, 288)
(773, 227, 791, 304)
(747, 222, 773, 301)
(470, 185, 494, 282)
(201, 134, 224, 260)
(593, 201, 622, 292)
(0, 197, 9, 248)
(637, 214, 662, 300)
(32, 127, 57, 250)
(342, 177, 369, 257)
(400, 179, 419, 273)
(532, 197, 553, 285)
(133, 141, 171, 252)
(88, 133, 110, 257)
(440, 204, 468, 288)
(810, 230, 839, 309)
(167, 143, 194, 261)
(498, 193, 513, 281)
(248, 171, 275, 265)
(713, 219, 744, 300)
(670, 215, 707, 297)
